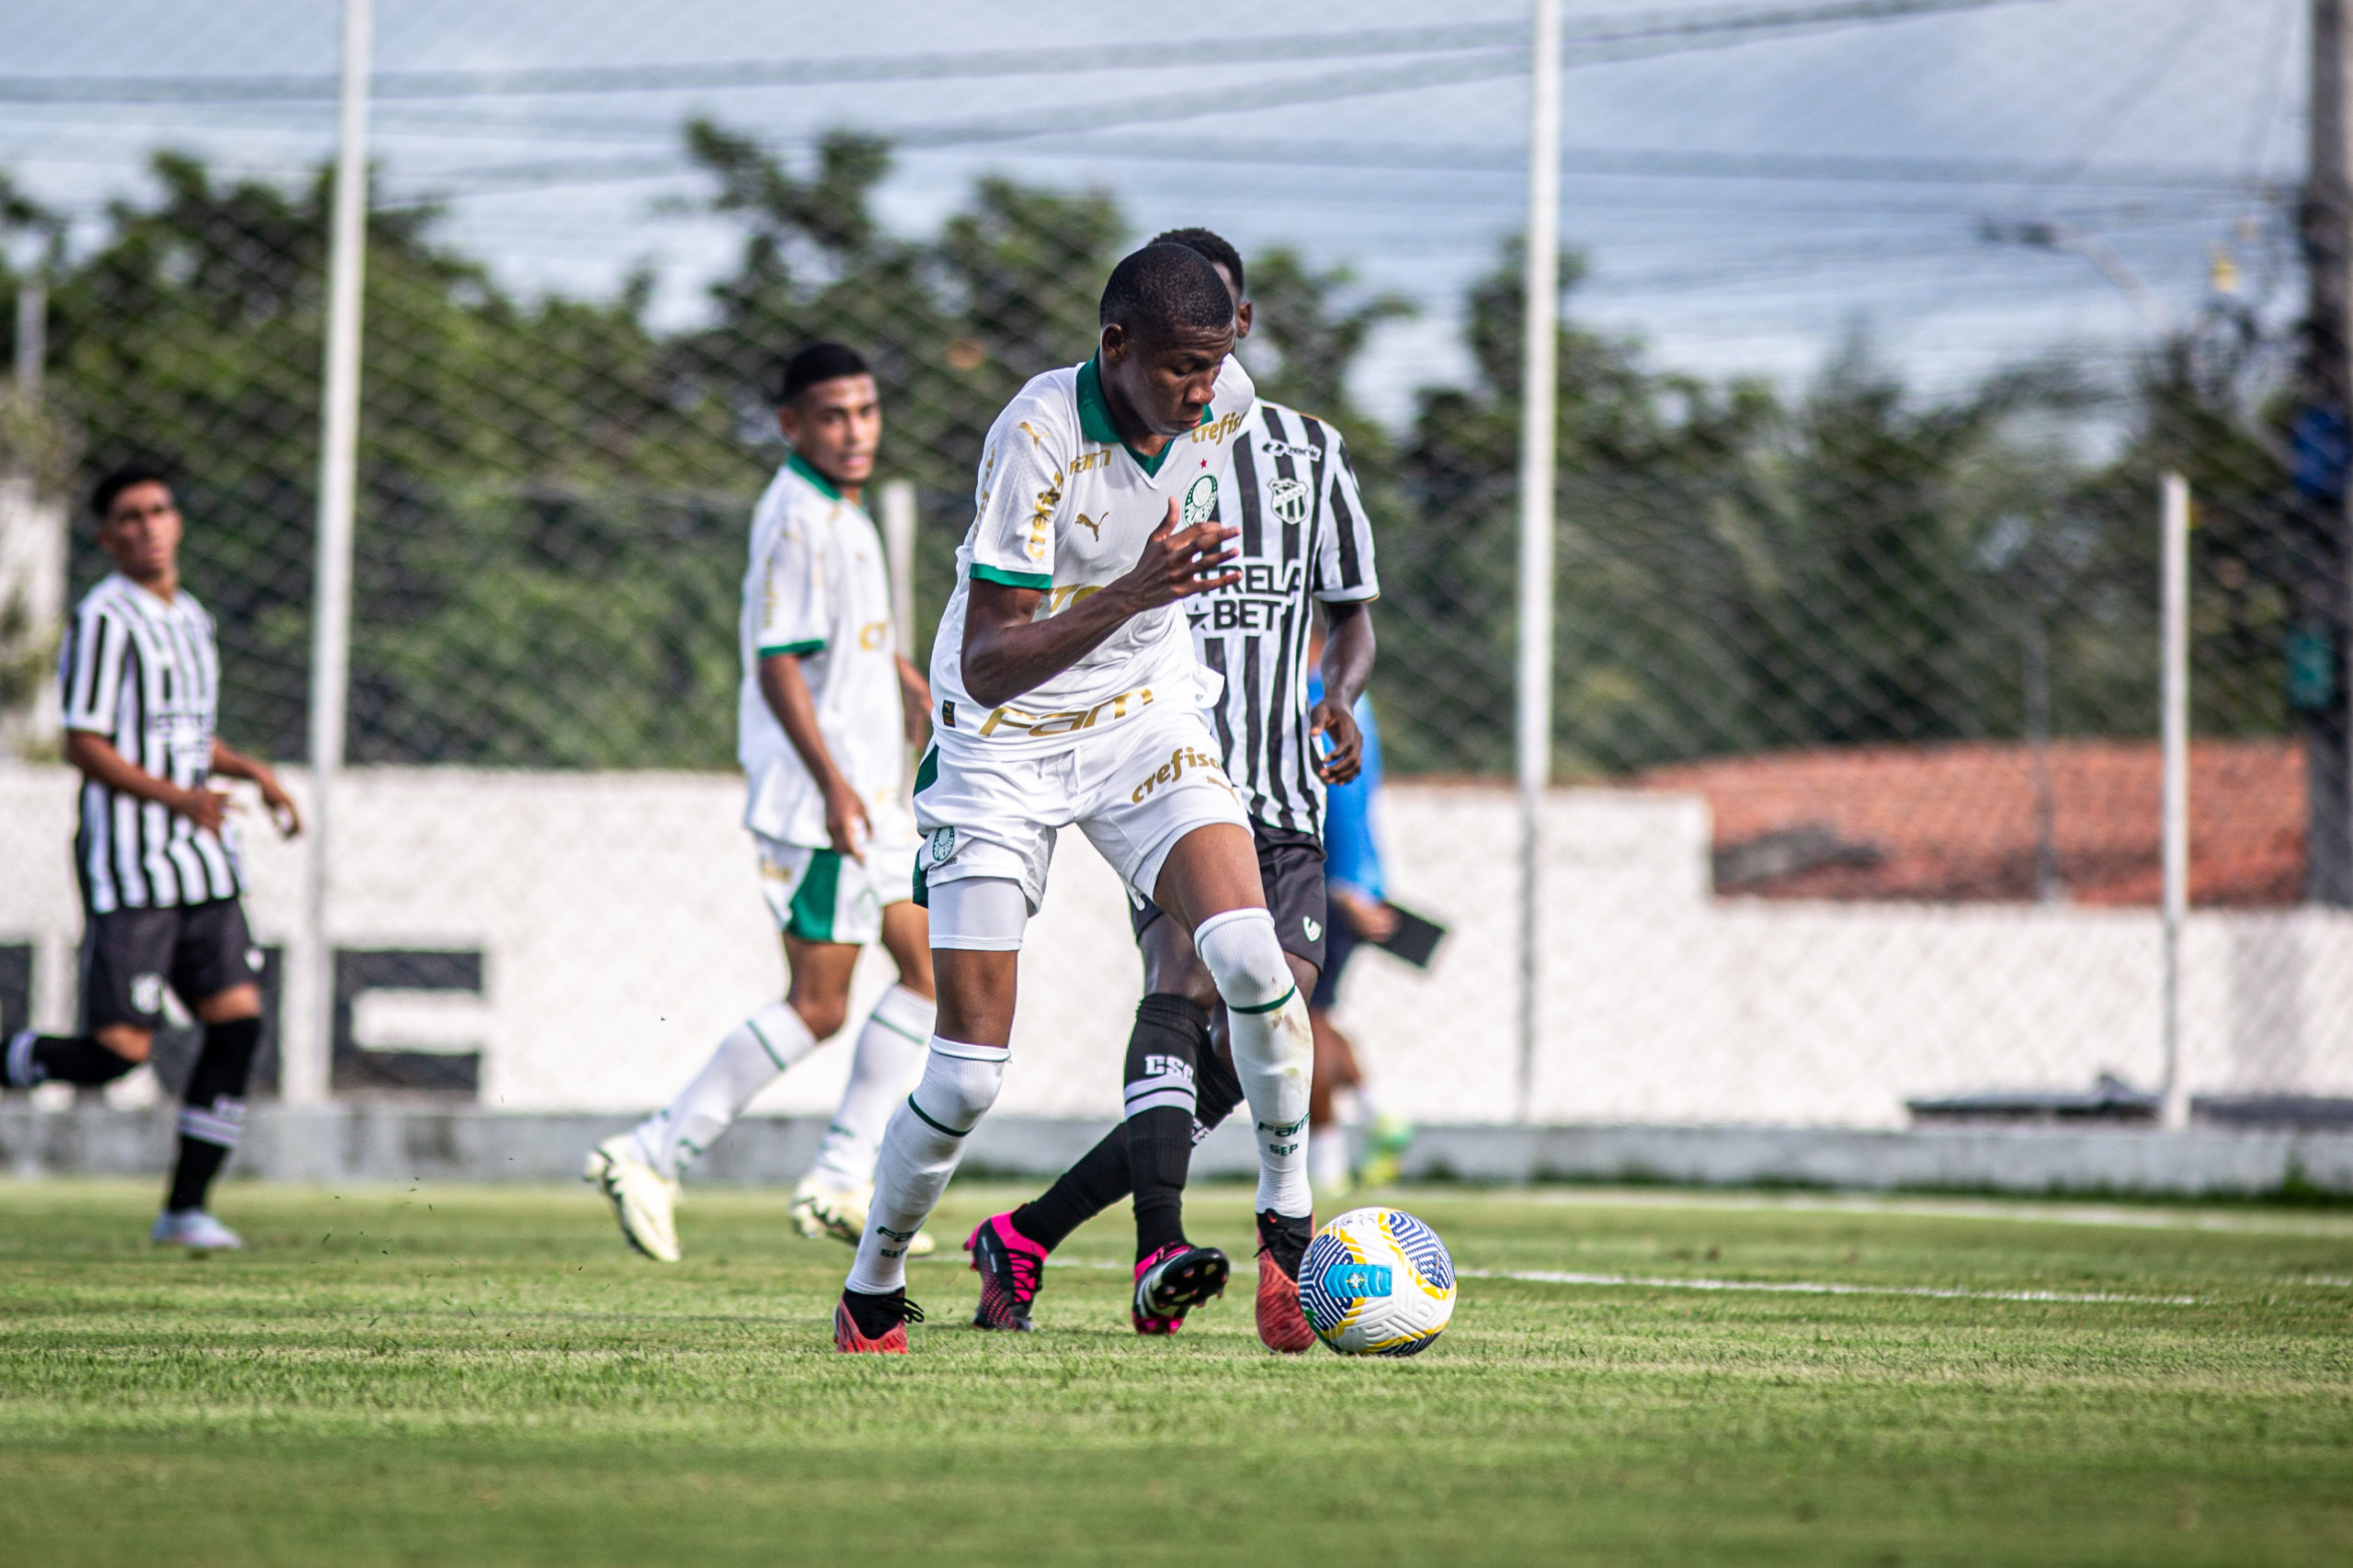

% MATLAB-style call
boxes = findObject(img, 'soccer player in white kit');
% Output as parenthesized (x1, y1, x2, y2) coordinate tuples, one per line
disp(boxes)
(586, 343, 939, 1263)
(834, 244, 1318, 1353)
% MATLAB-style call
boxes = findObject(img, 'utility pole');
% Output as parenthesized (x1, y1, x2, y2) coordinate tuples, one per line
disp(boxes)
(2160, 473, 2190, 1130)
(299, 0, 373, 1103)
(2297, 0, 2353, 904)
(1514, 0, 1563, 1122)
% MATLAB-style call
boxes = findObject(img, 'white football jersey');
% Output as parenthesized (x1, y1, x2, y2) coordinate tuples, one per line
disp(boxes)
(930, 354, 1256, 755)
(738, 452, 907, 848)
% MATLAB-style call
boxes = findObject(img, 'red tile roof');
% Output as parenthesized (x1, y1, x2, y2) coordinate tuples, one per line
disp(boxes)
(1632, 740, 2304, 906)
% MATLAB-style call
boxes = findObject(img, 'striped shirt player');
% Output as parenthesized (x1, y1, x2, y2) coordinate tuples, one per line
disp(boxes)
(1192, 401, 1381, 838)
(5, 466, 302, 1251)
(64, 573, 243, 911)
(587, 342, 944, 1270)
(1123, 398, 1381, 981)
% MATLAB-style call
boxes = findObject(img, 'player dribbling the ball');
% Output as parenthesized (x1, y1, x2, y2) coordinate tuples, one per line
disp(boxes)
(961, 230, 1381, 1352)
(834, 244, 1320, 1353)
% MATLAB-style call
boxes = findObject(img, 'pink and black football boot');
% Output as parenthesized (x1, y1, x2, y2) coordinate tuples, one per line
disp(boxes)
(965, 1212, 1047, 1332)
(1131, 1241, 1231, 1335)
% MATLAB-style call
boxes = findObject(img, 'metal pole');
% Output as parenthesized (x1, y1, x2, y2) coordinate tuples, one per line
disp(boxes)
(879, 479, 917, 653)
(12, 278, 41, 398)
(298, 0, 372, 1106)
(2159, 472, 2190, 1130)
(1513, 0, 1563, 1124)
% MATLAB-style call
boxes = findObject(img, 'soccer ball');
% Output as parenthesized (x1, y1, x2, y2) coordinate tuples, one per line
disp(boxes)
(1298, 1207, 1456, 1357)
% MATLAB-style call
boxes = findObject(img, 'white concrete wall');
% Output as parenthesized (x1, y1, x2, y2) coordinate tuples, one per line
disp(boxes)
(4, 764, 2348, 1126)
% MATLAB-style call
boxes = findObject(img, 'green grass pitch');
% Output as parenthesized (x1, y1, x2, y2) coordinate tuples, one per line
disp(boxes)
(1, 1177, 2348, 1565)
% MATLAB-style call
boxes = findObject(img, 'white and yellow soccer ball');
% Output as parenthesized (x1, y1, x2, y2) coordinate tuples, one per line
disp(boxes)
(1298, 1206, 1456, 1357)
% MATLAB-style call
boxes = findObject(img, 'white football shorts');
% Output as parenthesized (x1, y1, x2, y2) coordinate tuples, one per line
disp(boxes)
(755, 801, 918, 947)
(913, 701, 1249, 946)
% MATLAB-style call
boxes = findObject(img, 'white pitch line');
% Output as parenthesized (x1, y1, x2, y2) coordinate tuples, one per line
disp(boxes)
(1469, 1187, 2353, 1238)
(1020, 1256, 2345, 1298)
(1461, 1267, 2200, 1305)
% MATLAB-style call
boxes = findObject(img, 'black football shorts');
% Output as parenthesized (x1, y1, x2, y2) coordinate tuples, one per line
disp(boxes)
(1129, 823, 1328, 973)
(79, 897, 260, 1031)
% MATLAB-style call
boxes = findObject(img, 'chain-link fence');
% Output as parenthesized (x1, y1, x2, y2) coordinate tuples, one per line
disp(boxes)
(3, 0, 2348, 1140)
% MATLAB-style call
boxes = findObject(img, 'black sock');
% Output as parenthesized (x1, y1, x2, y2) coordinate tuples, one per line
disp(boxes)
(1193, 1037, 1245, 1136)
(1256, 1210, 1313, 1277)
(1123, 994, 1212, 1261)
(5, 1032, 141, 1089)
(166, 1138, 230, 1214)
(165, 1017, 260, 1214)
(1011, 1123, 1131, 1253)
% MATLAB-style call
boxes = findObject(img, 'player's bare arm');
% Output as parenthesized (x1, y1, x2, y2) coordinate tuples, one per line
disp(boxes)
(1311, 599, 1377, 785)
(63, 729, 232, 835)
(960, 503, 1239, 708)
(757, 650, 870, 858)
(895, 654, 931, 746)
(208, 738, 301, 837)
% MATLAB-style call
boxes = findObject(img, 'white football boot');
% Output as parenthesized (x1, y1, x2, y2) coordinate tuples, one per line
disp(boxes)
(584, 1134, 681, 1262)
(151, 1209, 244, 1249)
(791, 1176, 934, 1256)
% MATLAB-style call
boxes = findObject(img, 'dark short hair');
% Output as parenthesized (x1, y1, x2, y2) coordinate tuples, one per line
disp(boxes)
(777, 342, 872, 406)
(1150, 227, 1245, 298)
(1098, 244, 1234, 339)
(90, 464, 174, 520)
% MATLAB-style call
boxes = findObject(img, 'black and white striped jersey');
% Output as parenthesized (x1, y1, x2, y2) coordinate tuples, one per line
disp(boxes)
(1189, 400, 1381, 838)
(57, 573, 242, 912)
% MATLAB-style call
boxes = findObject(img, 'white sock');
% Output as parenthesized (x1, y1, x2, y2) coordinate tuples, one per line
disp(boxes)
(1195, 908, 1314, 1219)
(808, 984, 936, 1188)
(845, 1037, 1008, 1295)
(631, 1000, 814, 1181)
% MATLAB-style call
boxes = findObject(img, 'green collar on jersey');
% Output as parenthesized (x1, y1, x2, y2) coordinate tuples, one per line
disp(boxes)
(1075, 356, 1214, 479)
(786, 449, 852, 504)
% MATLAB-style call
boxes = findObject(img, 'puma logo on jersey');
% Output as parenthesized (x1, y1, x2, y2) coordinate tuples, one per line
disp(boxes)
(1075, 513, 1102, 540)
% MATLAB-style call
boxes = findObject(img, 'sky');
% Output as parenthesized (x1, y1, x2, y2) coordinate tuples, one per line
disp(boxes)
(0, 0, 2311, 426)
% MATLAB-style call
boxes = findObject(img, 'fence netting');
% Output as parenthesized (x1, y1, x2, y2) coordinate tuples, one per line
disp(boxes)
(1, 0, 2347, 1133)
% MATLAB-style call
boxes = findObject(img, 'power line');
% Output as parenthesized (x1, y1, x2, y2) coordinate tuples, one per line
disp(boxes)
(0, 0, 2035, 104)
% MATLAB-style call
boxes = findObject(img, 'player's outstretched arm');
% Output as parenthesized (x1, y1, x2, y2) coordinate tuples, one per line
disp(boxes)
(960, 498, 1239, 708)
(1311, 599, 1377, 785)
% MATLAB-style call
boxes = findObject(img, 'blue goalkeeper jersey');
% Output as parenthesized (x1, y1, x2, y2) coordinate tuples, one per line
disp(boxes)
(1308, 672, 1384, 902)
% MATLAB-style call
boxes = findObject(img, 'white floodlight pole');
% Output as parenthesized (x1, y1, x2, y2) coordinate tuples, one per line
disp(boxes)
(1514, 0, 1563, 1125)
(880, 479, 917, 653)
(2159, 472, 2190, 1131)
(298, 0, 373, 1106)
